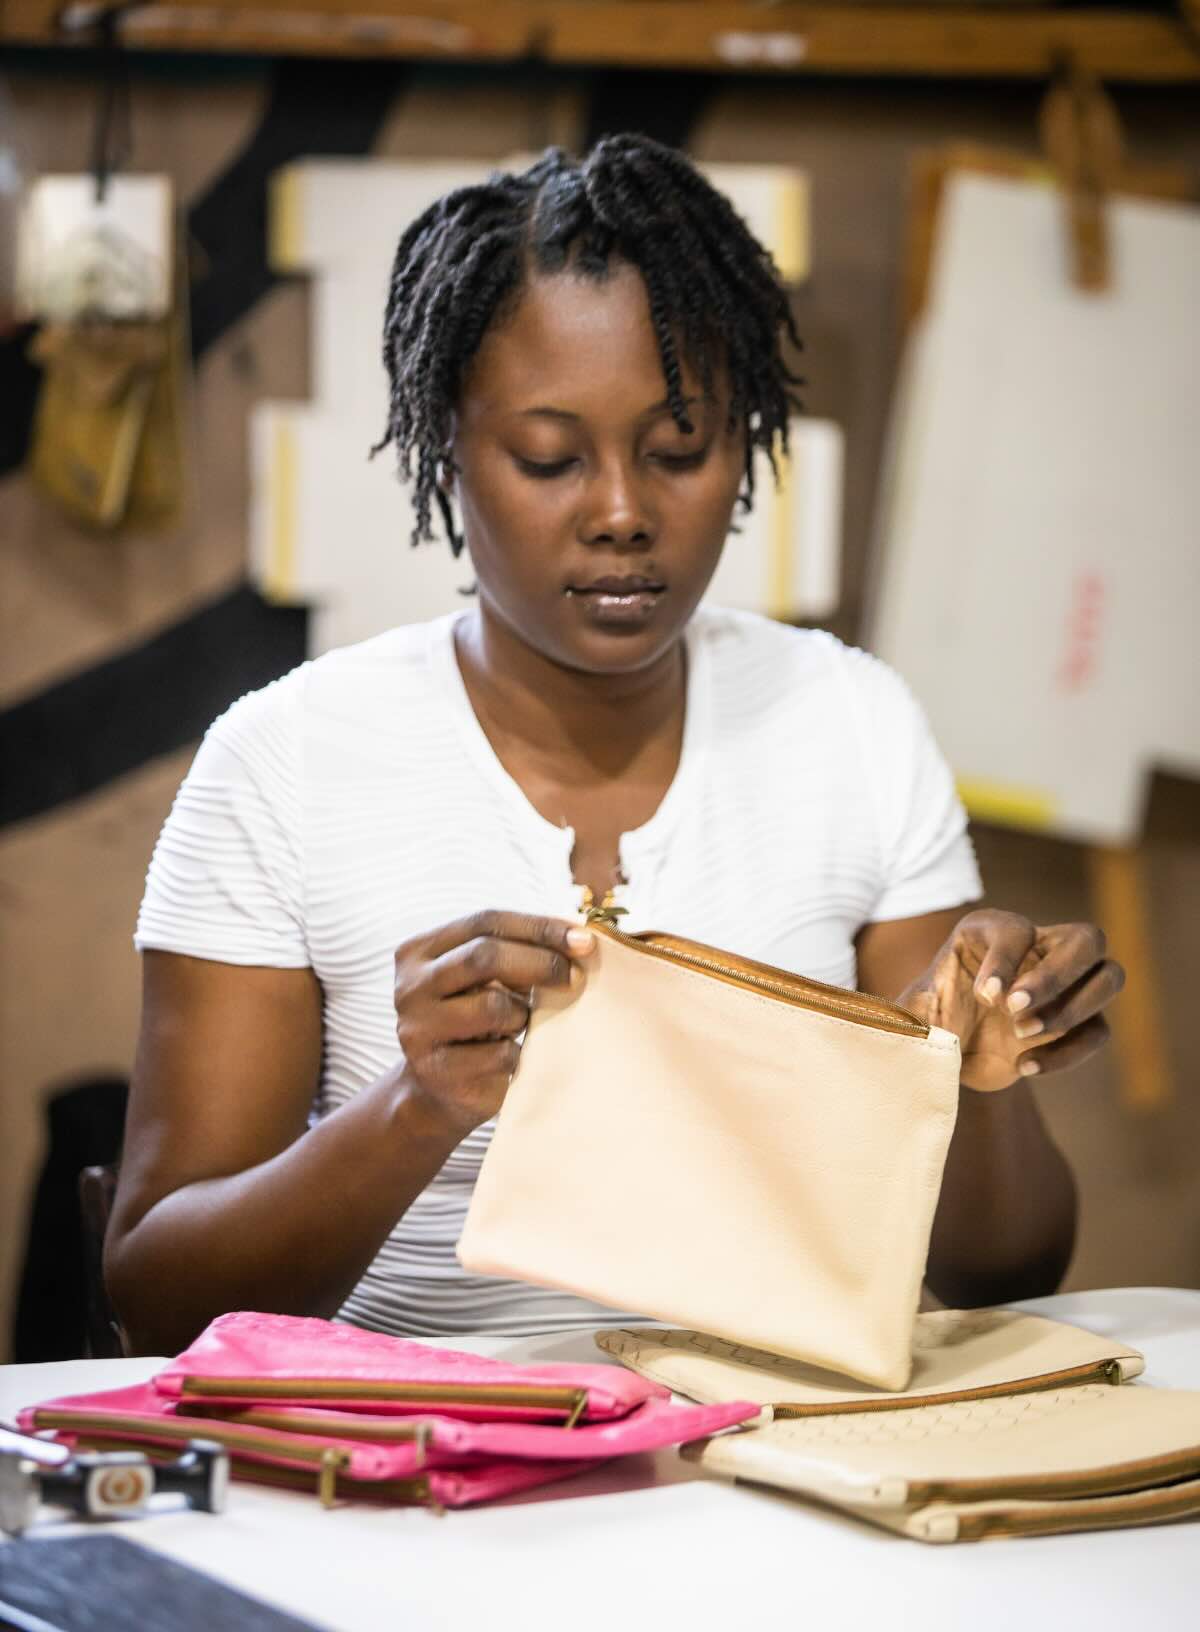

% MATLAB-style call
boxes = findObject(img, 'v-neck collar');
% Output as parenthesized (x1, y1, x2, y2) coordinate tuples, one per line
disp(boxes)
(429, 609, 711, 878)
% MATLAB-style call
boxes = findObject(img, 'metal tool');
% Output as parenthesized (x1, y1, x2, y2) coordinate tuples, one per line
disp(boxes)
(0, 1426, 228, 1536)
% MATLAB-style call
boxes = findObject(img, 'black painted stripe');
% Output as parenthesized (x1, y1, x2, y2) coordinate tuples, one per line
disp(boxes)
(584, 66, 720, 150)
(189, 56, 406, 360)
(1, 583, 308, 830)
(0, 322, 43, 475)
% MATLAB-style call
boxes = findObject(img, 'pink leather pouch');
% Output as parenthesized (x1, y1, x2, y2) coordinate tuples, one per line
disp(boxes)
(20, 1383, 591, 1510)
(152, 1312, 663, 1423)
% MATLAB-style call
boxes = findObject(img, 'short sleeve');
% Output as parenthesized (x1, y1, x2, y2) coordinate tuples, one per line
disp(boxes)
(134, 668, 310, 967)
(836, 644, 982, 924)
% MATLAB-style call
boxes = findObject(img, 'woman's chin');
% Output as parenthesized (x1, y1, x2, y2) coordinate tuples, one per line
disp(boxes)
(553, 595, 687, 673)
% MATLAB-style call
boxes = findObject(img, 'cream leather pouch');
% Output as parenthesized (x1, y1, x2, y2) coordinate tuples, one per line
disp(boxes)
(596, 1308, 1145, 1415)
(458, 919, 961, 1391)
(680, 1384, 1200, 1542)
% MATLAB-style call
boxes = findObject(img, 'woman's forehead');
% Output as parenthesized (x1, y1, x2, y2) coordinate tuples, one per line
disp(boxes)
(462, 262, 693, 421)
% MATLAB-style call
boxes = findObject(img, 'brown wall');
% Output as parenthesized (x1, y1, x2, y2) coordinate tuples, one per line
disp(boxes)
(2, 58, 1197, 1357)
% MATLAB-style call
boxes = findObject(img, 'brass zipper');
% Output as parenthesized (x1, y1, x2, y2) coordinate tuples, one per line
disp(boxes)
(945, 1474, 1200, 1540)
(771, 1358, 1129, 1419)
(181, 1405, 433, 1463)
(176, 1376, 589, 1426)
(35, 1410, 356, 1509)
(907, 1444, 1200, 1506)
(227, 1456, 446, 1515)
(585, 914, 928, 1039)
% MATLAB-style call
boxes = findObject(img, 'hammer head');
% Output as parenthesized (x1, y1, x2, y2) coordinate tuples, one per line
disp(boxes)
(153, 1439, 229, 1515)
(0, 1437, 229, 1535)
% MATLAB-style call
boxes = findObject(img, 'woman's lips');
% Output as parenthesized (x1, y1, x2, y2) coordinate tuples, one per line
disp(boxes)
(565, 578, 666, 628)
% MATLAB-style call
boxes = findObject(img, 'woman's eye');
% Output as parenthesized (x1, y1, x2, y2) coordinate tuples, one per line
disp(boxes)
(651, 447, 708, 471)
(515, 456, 576, 479)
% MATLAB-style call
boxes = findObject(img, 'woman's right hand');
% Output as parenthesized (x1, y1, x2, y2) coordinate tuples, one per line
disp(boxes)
(393, 910, 595, 1138)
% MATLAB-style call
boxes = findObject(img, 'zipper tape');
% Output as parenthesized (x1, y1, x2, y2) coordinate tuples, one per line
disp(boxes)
(176, 1377, 589, 1425)
(771, 1358, 1128, 1419)
(587, 916, 929, 1039)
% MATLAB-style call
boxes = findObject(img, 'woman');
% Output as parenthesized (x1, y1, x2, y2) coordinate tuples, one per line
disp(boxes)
(106, 137, 1123, 1356)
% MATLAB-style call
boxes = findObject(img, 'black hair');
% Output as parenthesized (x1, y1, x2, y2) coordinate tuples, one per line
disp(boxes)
(373, 134, 803, 555)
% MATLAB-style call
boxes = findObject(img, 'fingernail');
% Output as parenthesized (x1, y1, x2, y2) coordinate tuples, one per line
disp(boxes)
(1007, 990, 1032, 1014)
(1014, 1018, 1044, 1040)
(1019, 1059, 1041, 1077)
(567, 929, 596, 955)
(979, 976, 1003, 1006)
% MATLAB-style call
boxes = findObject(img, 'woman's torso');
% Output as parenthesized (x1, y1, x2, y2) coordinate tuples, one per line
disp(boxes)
(302, 608, 890, 1336)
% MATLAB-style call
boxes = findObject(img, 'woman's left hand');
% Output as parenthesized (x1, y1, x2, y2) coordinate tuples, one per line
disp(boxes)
(898, 908, 1125, 1093)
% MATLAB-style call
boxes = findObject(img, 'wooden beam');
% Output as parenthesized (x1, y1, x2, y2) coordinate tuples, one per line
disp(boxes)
(10, 0, 533, 59)
(550, 5, 1200, 81)
(3, 2, 1199, 83)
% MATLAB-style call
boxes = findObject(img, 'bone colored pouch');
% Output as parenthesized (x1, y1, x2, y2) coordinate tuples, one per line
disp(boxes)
(458, 921, 961, 1391)
(596, 1308, 1145, 1416)
(681, 1384, 1200, 1542)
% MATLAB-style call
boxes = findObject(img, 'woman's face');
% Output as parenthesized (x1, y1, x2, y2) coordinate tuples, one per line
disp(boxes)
(450, 261, 746, 675)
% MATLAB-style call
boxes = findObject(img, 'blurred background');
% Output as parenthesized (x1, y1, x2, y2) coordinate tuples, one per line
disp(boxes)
(2, 0, 1198, 1363)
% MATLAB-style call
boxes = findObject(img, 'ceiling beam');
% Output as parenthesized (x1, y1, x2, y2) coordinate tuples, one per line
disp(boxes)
(3, 2, 1199, 82)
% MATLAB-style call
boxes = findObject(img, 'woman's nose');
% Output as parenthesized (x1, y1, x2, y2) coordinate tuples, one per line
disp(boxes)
(578, 458, 656, 550)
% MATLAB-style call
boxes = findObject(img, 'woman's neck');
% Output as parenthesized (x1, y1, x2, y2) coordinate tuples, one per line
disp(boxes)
(453, 603, 686, 784)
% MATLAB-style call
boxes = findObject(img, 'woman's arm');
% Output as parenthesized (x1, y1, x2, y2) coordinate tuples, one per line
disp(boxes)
(856, 906, 1080, 1307)
(107, 913, 595, 1355)
(104, 952, 465, 1355)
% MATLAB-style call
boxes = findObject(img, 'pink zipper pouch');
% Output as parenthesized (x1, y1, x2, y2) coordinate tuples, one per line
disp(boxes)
(21, 1381, 755, 1508)
(151, 1312, 666, 1422)
(20, 1382, 589, 1508)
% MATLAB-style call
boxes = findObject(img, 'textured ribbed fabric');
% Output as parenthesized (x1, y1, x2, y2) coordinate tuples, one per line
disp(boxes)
(136, 607, 981, 1338)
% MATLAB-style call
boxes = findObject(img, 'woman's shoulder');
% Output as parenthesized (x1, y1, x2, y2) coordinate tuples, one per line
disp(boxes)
(693, 607, 927, 754)
(693, 605, 898, 694)
(208, 617, 450, 747)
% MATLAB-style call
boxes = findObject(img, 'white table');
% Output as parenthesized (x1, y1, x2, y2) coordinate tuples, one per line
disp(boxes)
(3, 1288, 1199, 1632)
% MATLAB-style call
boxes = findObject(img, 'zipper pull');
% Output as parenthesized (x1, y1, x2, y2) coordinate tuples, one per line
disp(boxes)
(579, 884, 628, 930)
(584, 903, 628, 929)
(318, 1448, 350, 1509)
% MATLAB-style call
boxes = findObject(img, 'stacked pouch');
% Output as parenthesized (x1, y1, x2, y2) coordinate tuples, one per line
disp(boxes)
(597, 1309, 1200, 1542)
(21, 1311, 757, 1511)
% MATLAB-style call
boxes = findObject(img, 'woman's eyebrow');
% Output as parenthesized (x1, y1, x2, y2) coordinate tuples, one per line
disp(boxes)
(517, 395, 705, 423)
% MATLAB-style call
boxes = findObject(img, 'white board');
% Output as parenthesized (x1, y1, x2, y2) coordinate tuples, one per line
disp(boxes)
(870, 171, 1200, 845)
(249, 158, 836, 655)
(16, 174, 173, 320)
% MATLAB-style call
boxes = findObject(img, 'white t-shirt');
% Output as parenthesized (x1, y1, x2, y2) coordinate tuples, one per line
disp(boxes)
(136, 606, 981, 1337)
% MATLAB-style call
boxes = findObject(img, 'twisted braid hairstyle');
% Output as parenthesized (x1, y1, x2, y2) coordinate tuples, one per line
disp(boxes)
(374, 134, 803, 556)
